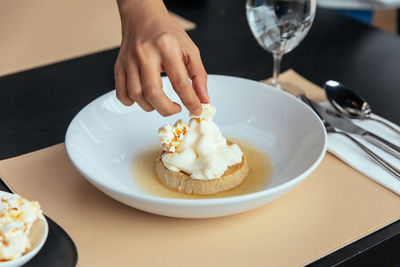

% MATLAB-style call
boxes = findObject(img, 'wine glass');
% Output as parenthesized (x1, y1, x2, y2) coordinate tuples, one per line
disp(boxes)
(246, 0, 316, 88)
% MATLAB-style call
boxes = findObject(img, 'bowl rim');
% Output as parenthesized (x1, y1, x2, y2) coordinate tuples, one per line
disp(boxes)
(65, 74, 327, 206)
(0, 191, 49, 266)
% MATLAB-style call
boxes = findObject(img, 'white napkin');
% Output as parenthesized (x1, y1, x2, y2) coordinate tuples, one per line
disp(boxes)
(322, 102, 400, 195)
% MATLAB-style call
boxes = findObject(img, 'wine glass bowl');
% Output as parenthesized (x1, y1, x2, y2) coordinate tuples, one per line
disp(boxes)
(246, 0, 316, 86)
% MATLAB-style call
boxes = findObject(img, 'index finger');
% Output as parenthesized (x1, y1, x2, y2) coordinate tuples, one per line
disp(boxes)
(162, 51, 202, 116)
(185, 48, 209, 104)
(140, 60, 181, 117)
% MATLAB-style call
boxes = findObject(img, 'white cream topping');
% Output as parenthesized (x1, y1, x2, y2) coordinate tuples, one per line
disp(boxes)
(0, 194, 42, 261)
(158, 104, 243, 180)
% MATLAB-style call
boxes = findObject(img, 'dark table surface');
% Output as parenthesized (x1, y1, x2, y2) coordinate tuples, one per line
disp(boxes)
(0, 0, 399, 266)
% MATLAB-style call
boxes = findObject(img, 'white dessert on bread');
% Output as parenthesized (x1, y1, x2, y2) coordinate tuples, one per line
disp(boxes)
(156, 104, 249, 194)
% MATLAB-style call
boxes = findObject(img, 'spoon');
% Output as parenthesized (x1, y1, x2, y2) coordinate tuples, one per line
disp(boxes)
(324, 80, 400, 135)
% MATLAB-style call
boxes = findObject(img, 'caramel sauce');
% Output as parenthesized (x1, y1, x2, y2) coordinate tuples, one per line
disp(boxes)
(132, 138, 273, 199)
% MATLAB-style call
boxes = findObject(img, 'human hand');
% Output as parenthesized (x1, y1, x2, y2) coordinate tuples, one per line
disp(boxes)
(114, 0, 208, 116)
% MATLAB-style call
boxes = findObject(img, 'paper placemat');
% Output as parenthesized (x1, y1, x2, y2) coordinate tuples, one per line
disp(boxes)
(0, 70, 399, 266)
(0, 0, 196, 77)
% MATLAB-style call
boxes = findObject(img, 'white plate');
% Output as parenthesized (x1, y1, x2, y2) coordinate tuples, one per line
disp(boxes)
(0, 191, 48, 267)
(65, 75, 327, 218)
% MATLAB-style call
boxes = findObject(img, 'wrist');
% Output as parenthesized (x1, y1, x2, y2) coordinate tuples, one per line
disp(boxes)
(117, 0, 168, 21)
(117, 0, 171, 35)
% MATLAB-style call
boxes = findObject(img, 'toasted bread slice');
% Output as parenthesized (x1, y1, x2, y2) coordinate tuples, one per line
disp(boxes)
(155, 143, 249, 195)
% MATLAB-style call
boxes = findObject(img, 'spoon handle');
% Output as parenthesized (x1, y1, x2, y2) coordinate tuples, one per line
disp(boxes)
(362, 132, 400, 159)
(368, 117, 400, 135)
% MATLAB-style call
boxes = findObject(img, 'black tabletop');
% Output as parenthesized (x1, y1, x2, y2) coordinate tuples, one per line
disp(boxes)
(1, 0, 399, 266)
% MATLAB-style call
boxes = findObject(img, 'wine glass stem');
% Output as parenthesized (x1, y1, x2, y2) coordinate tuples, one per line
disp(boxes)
(271, 53, 283, 86)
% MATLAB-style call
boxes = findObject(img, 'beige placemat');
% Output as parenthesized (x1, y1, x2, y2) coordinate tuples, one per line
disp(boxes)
(0, 70, 399, 266)
(0, 0, 196, 77)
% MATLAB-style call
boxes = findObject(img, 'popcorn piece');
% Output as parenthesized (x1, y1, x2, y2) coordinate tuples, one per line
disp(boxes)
(158, 120, 187, 153)
(190, 103, 216, 121)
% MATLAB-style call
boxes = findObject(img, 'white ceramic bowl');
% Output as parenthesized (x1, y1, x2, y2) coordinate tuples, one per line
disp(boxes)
(0, 191, 48, 267)
(65, 75, 327, 218)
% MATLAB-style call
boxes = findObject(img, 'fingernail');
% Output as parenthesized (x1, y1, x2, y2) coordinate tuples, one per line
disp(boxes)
(193, 107, 202, 116)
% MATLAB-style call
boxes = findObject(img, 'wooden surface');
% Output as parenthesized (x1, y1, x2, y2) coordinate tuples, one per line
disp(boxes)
(373, 9, 398, 34)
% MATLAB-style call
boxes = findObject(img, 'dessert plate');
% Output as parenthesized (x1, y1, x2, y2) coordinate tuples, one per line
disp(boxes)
(65, 75, 327, 218)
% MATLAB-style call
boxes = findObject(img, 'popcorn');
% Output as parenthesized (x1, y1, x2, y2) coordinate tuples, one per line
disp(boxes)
(158, 120, 187, 153)
(190, 103, 216, 121)
(0, 194, 42, 261)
